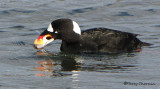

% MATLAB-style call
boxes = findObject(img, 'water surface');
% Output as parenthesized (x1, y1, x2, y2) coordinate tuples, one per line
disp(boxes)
(0, 0, 160, 89)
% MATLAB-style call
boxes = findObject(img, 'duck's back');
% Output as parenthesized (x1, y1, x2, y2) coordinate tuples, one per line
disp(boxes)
(81, 28, 142, 53)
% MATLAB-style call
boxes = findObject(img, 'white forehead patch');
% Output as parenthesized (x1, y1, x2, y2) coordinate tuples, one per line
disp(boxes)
(72, 21, 81, 35)
(47, 23, 54, 32)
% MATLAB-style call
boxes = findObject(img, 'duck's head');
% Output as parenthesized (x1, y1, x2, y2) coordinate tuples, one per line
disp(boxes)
(34, 19, 81, 49)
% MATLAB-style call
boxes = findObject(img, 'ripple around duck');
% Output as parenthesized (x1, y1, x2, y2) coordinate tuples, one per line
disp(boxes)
(31, 50, 139, 76)
(78, 64, 137, 73)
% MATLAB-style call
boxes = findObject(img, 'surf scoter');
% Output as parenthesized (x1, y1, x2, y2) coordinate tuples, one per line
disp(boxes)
(34, 18, 150, 54)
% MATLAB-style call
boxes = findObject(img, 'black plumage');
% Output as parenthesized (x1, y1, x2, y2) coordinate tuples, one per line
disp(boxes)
(34, 19, 150, 54)
(81, 28, 144, 53)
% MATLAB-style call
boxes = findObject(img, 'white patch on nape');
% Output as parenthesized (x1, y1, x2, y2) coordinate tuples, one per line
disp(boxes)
(72, 21, 81, 35)
(47, 23, 54, 32)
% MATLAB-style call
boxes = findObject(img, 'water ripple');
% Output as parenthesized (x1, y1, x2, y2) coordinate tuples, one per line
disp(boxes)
(0, 30, 7, 32)
(11, 41, 26, 46)
(10, 9, 35, 13)
(114, 12, 134, 16)
(154, 25, 160, 27)
(67, 7, 95, 15)
(146, 9, 156, 12)
(9, 25, 25, 29)
(20, 33, 37, 36)
(29, 27, 47, 31)
(0, 9, 35, 15)
(1, 11, 10, 15)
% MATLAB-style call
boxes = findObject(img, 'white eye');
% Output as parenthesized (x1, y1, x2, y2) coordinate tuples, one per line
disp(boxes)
(55, 31, 58, 34)
(47, 23, 54, 32)
(72, 21, 81, 35)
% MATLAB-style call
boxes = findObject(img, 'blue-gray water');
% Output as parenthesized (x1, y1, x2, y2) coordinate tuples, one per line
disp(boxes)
(0, 0, 160, 89)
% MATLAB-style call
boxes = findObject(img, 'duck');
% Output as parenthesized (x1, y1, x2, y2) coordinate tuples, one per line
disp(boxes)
(34, 18, 150, 54)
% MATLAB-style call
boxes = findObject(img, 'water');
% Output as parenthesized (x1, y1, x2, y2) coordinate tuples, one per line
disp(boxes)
(0, 0, 160, 89)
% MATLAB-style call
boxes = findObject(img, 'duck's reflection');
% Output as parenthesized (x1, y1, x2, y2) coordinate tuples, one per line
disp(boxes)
(34, 60, 54, 71)
(33, 50, 138, 77)
(34, 50, 79, 76)
(61, 58, 77, 71)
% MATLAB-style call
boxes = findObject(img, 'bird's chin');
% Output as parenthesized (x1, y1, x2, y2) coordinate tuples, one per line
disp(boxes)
(34, 44, 46, 49)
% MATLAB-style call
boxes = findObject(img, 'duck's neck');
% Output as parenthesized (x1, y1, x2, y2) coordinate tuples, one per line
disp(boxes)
(60, 40, 81, 54)
(60, 32, 82, 54)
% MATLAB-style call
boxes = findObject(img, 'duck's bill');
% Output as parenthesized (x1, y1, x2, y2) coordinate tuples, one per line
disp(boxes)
(34, 44, 46, 49)
(34, 34, 54, 49)
(34, 37, 46, 49)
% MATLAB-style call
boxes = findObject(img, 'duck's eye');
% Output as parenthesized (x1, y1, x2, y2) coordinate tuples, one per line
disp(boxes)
(46, 36, 52, 40)
(55, 31, 58, 34)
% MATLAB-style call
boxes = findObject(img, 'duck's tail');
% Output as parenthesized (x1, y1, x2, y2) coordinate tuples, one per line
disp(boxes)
(141, 42, 152, 46)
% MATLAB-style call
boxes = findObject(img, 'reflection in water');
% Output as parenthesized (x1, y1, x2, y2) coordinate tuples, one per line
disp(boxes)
(33, 50, 138, 77)
(71, 70, 80, 88)
(33, 50, 79, 77)
(61, 58, 77, 71)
